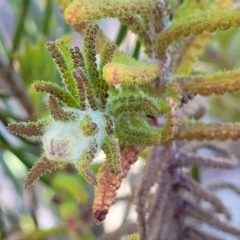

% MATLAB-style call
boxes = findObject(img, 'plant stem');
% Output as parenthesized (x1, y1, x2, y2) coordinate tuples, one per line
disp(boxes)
(42, 0, 53, 35)
(132, 39, 141, 59)
(9, 0, 31, 63)
(115, 24, 128, 47)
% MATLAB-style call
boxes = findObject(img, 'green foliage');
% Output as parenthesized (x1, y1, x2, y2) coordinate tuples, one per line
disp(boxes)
(3, 0, 240, 239)
(51, 172, 88, 202)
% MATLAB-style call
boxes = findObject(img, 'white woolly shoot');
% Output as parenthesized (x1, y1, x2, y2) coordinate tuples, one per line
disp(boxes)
(42, 108, 107, 164)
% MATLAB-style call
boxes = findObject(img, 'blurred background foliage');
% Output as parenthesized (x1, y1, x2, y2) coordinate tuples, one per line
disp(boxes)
(205, 28, 240, 122)
(0, 1, 104, 239)
(1, 0, 240, 239)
